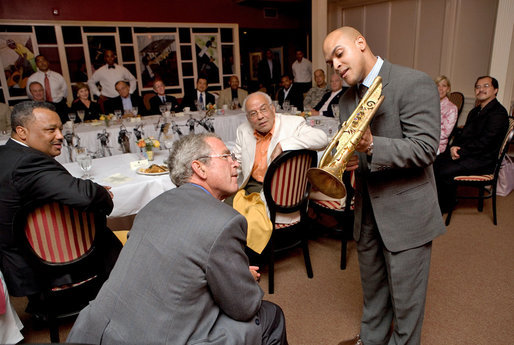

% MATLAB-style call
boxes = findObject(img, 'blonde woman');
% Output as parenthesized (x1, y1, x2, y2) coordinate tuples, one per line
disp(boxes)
(435, 75, 458, 153)
(71, 82, 101, 122)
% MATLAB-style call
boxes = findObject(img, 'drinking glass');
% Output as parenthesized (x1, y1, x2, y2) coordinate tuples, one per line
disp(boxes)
(165, 102, 172, 112)
(77, 110, 85, 123)
(68, 113, 77, 123)
(163, 135, 174, 152)
(76, 147, 93, 179)
(282, 100, 290, 114)
(132, 106, 139, 117)
(114, 109, 122, 122)
(331, 104, 340, 118)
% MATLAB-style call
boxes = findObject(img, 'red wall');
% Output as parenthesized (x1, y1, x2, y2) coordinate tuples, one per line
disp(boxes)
(0, 0, 305, 29)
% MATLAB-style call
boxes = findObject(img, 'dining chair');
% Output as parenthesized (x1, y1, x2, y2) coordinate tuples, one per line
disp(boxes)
(262, 149, 317, 294)
(15, 202, 109, 342)
(445, 117, 514, 225)
(447, 91, 465, 145)
(309, 170, 355, 270)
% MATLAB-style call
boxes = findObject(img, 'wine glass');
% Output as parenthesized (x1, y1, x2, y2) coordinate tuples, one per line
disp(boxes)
(76, 147, 93, 179)
(132, 106, 138, 117)
(165, 102, 172, 113)
(163, 135, 174, 152)
(282, 100, 290, 114)
(77, 110, 85, 123)
(331, 104, 340, 118)
(159, 104, 167, 116)
(68, 113, 77, 123)
(114, 109, 122, 122)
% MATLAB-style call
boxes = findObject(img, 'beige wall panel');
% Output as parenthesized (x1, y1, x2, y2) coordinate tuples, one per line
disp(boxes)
(451, 0, 497, 98)
(342, 7, 365, 33)
(364, 2, 390, 59)
(415, 0, 446, 78)
(389, 0, 418, 68)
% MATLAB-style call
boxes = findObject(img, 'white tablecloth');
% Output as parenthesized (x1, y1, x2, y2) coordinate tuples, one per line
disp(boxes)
(63, 151, 174, 218)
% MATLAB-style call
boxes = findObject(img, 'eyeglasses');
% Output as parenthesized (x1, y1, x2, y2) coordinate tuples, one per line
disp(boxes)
(198, 153, 236, 161)
(247, 104, 271, 119)
(475, 84, 491, 90)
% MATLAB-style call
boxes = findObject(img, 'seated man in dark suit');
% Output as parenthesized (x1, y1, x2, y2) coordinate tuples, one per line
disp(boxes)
(29, 81, 70, 123)
(149, 79, 181, 115)
(104, 80, 148, 116)
(0, 101, 121, 304)
(277, 74, 303, 111)
(310, 73, 348, 117)
(67, 133, 288, 345)
(434, 75, 509, 212)
(181, 77, 216, 111)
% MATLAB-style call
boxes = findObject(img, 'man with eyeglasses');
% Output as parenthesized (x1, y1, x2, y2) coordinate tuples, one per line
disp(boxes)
(434, 75, 509, 212)
(68, 133, 288, 345)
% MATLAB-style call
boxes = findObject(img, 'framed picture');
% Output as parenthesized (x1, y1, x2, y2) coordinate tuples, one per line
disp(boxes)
(0, 33, 38, 99)
(135, 33, 180, 89)
(193, 34, 221, 85)
(86, 35, 117, 73)
(249, 52, 262, 81)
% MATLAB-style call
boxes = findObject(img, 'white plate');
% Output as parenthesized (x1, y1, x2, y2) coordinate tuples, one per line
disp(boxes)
(136, 167, 169, 176)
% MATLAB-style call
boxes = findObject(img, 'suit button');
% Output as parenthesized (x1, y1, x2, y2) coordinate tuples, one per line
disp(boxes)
(255, 318, 260, 325)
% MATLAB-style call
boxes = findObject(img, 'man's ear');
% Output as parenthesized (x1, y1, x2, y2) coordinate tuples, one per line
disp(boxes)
(15, 126, 27, 140)
(355, 36, 366, 52)
(191, 160, 207, 179)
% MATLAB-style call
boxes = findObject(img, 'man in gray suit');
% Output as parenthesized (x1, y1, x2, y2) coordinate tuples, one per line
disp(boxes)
(67, 133, 288, 345)
(324, 27, 445, 345)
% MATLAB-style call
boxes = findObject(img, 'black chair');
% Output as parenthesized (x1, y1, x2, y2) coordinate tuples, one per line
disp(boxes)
(446, 117, 514, 225)
(15, 202, 109, 342)
(309, 170, 355, 270)
(262, 149, 317, 294)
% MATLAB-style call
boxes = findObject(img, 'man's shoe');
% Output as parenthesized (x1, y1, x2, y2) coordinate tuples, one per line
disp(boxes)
(337, 334, 363, 345)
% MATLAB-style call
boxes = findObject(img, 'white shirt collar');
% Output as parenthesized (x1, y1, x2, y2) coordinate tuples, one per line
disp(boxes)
(361, 56, 384, 88)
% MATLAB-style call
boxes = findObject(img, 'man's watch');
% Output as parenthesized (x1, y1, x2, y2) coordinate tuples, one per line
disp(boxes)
(366, 141, 374, 156)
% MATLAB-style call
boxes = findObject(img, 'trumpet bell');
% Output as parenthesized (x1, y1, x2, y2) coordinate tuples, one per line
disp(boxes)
(307, 167, 346, 199)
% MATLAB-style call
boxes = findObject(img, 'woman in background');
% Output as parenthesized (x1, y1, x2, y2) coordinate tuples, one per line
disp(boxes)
(435, 75, 458, 154)
(71, 82, 101, 122)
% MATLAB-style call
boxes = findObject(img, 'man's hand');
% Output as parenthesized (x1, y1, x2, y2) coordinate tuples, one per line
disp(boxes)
(355, 127, 373, 153)
(249, 266, 260, 282)
(270, 143, 283, 161)
(450, 146, 461, 160)
(103, 185, 114, 199)
(346, 154, 359, 171)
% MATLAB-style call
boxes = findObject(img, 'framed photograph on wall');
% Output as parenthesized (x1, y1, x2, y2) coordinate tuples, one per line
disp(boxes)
(86, 35, 117, 72)
(193, 34, 221, 85)
(135, 33, 180, 89)
(249, 52, 262, 81)
(0, 33, 38, 99)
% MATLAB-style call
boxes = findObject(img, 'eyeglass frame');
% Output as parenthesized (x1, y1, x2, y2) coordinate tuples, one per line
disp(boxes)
(474, 83, 492, 90)
(246, 103, 273, 119)
(197, 152, 237, 161)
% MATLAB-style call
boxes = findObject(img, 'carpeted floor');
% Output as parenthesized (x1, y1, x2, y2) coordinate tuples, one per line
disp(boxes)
(11, 191, 514, 344)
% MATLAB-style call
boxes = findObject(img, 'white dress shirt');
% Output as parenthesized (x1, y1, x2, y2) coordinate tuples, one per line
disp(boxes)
(88, 64, 137, 98)
(26, 70, 68, 102)
(291, 58, 312, 83)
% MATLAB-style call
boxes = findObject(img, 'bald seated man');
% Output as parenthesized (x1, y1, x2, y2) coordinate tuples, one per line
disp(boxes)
(217, 75, 248, 109)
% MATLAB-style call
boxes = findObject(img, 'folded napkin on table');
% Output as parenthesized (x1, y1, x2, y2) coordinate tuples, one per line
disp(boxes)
(102, 173, 133, 186)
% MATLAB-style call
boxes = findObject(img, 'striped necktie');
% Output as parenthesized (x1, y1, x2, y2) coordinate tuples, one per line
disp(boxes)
(44, 73, 53, 102)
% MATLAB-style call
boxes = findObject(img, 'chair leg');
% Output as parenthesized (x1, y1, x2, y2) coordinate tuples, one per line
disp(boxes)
(492, 192, 497, 225)
(340, 237, 347, 270)
(445, 204, 454, 226)
(301, 237, 313, 278)
(478, 188, 484, 212)
(268, 241, 275, 294)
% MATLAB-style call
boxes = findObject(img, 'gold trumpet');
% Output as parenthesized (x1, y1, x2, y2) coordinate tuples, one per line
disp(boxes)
(307, 76, 385, 199)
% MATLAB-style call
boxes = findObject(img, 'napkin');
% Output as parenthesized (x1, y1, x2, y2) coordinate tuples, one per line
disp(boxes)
(102, 173, 133, 185)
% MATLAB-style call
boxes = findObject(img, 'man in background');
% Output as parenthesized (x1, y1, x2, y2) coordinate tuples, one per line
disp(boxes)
(26, 55, 69, 123)
(310, 73, 347, 117)
(217, 75, 248, 109)
(291, 50, 312, 94)
(88, 50, 137, 112)
(258, 49, 281, 98)
(104, 80, 148, 116)
(324, 26, 445, 345)
(434, 76, 508, 212)
(67, 133, 288, 345)
(149, 79, 180, 114)
(277, 74, 304, 111)
(28, 82, 46, 102)
(181, 77, 216, 111)
(303, 69, 330, 111)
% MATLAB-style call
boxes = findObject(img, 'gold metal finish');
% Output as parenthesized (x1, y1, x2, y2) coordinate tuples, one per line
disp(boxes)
(307, 76, 385, 198)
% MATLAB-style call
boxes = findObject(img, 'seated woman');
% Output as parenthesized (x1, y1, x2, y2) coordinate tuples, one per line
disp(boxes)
(71, 82, 101, 122)
(435, 75, 458, 154)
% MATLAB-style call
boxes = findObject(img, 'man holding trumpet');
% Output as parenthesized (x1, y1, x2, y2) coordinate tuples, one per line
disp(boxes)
(323, 27, 445, 345)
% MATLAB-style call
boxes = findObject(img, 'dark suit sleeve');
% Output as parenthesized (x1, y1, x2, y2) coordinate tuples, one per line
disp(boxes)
(181, 92, 197, 111)
(205, 213, 263, 321)
(206, 92, 216, 107)
(133, 95, 148, 116)
(13, 154, 113, 215)
(149, 96, 161, 115)
(313, 92, 330, 111)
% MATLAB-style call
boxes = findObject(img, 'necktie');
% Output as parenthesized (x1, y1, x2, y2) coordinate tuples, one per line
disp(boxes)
(199, 93, 204, 110)
(161, 96, 166, 103)
(44, 73, 53, 102)
(358, 84, 368, 100)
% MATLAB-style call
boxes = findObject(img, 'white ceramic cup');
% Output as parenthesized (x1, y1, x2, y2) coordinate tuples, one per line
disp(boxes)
(183, 107, 190, 113)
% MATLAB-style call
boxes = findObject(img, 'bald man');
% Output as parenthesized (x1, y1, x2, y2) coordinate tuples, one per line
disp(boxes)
(324, 27, 445, 345)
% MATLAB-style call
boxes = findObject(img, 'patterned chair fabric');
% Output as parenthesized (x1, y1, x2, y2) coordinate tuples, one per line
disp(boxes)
(24, 202, 96, 264)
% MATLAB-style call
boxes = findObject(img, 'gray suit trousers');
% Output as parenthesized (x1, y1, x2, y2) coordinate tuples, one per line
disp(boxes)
(358, 193, 432, 345)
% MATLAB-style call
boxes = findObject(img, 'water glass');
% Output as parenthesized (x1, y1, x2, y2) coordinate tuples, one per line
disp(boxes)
(76, 147, 93, 179)
(132, 106, 139, 117)
(331, 104, 340, 118)
(68, 113, 77, 123)
(165, 102, 172, 112)
(114, 109, 122, 121)
(159, 105, 167, 116)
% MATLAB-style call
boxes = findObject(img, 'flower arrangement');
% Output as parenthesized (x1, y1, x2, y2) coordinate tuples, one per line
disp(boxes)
(206, 103, 216, 116)
(137, 137, 160, 152)
(99, 114, 113, 127)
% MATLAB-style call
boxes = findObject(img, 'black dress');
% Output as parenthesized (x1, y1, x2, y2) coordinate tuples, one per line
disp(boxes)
(70, 100, 102, 122)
